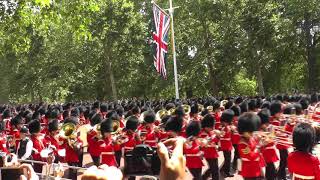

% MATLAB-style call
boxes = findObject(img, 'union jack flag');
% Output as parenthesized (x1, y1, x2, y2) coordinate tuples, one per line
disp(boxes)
(152, 4, 170, 79)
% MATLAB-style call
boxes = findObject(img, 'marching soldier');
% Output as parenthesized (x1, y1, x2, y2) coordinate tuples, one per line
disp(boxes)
(0, 121, 8, 154)
(99, 119, 118, 167)
(28, 119, 45, 173)
(287, 123, 320, 180)
(87, 113, 103, 166)
(220, 109, 235, 177)
(44, 119, 60, 161)
(237, 112, 264, 180)
(258, 109, 279, 180)
(200, 114, 220, 180)
(60, 117, 83, 180)
(184, 121, 203, 180)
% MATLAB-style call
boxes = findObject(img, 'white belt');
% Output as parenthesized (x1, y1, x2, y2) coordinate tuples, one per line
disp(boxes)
(265, 146, 276, 150)
(241, 157, 259, 162)
(145, 140, 157, 143)
(293, 173, 315, 179)
(220, 138, 231, 141)
(185, 153, 202, 157)
(101, 152, 115, 155)
(124, 147, 134, 151)
(206, 145, 217, 148)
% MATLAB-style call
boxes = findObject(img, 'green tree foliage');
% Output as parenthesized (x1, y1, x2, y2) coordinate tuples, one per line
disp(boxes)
(0, 0, 318, 103)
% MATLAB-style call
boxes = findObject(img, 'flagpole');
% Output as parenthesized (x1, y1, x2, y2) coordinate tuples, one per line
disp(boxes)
(169, 0, 179, 100)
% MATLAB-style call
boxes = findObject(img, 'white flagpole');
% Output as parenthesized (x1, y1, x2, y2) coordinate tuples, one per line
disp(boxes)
(169, 0, 179, 100)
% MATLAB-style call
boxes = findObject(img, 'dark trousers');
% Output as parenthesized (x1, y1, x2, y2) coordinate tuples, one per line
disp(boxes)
(115, 150, 122, 167)
(189, 168, 202, 180)
(68, 162, 81, 180)
(244, 178, 263, 180)
(91, 156, 100, 167)
(232, 144, 239, 170)
(278, 149, 288, 180)
(202, 158, 219, 180)
(222, 150, 232, 176)
(33, 163, 43, 173)
(266, 162, 276, 180)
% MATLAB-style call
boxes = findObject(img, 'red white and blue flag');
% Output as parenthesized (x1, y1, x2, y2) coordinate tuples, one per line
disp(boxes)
(152, 4, 170, 79)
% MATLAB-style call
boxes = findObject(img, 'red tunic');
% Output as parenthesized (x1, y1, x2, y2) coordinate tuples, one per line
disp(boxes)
(213, 112, 221, 130)
(144, 131, 159, 148)
(270, 116, 280, 126)
(288, 151, 320, 180)
(220, 126, 233, 151)
(30, 135, 45, 161)
(87, 130, 103, 157)
(100, 138, 117, 167)
(8, 129, 20, 147)
(61, 137, 83, 163)
(0, 135, 8, 154)
(158, 131, 168, 142)
(261, 142, 279, 163)
(184, 140, 203, 169)
(199, 130, 219, 159)
(238, 138, 264, 178)
(44, 135, 60, 156)
(3, 118, 11, 132)
(123, 132, 141, 152)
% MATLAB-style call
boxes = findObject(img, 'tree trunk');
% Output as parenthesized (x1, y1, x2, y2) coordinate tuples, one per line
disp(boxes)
(104, 46, 118, 100)
(305, 14, 317, 93)
(256, 64, 265, 96)
(207, 62, 219, 96)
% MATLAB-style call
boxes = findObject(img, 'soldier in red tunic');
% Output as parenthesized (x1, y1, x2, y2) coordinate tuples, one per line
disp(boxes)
(87, 113, 103, 166)
(2, 109, 12, 133)
(107, 111, 123, 166)
(140, 111, 160, 149)
(288, 123, 320, 180)
(0, 121, 8, 154)
(99, 119, 118, 167)
(44, 119, 60, 162)
(8, 116, 23, 152)
(258, 108, 279, 180)
(60, 117, 83, 180)
(164, 116, 183, 139)
(123, 116, 141, 153)
(230, 105, 241, 171)
(123, 116, 141, 180)
(270, 100, 282, 126)
(200, 114, 220, 180)
(220, 109, 235, 177)
(190, 104, 202, 122)
(237, 112, 264, 180)
(28, 119, 45, 173)
(184, 121, 203, 180)
(212, 101, 222, 130)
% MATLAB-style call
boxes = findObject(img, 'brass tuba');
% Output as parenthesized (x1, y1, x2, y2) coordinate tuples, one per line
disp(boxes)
(111, 120, 121, 135)
(198, 104, 204, 113)
(60, 123, 79, 149)
(60, 123, 76, 139)
(156, 109, 169, 120)
(182, 105, 191, 114)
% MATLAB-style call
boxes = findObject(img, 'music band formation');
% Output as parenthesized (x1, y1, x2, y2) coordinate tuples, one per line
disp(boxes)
(0, 94, 319, 180)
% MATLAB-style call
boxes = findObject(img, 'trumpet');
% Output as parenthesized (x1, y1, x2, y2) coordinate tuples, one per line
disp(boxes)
(253, 131, 293, 147)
